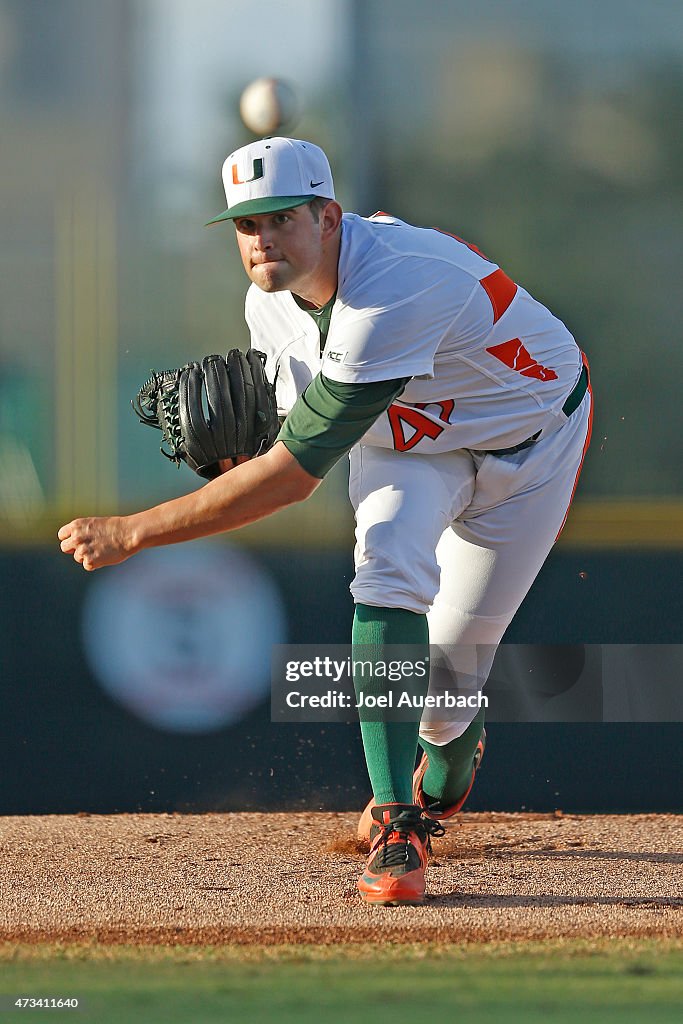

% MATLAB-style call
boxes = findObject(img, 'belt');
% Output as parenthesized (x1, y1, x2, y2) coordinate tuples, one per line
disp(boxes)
(485, 365, 589, 457)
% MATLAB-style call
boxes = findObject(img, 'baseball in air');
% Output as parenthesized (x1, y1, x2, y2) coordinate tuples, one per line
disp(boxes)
(239, 77, 300, 136)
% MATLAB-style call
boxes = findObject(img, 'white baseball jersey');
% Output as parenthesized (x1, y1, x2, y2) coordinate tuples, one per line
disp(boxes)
(245, 212, 584, 452)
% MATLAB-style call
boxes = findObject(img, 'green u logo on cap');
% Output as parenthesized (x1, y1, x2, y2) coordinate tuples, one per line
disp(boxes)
(232, 158, 264, 185)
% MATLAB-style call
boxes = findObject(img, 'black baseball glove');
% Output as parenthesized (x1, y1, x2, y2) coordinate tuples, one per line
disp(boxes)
(132, 349, 279, 479)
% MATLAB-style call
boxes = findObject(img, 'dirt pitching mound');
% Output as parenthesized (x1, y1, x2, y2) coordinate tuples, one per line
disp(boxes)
(0, 812, 681, 945)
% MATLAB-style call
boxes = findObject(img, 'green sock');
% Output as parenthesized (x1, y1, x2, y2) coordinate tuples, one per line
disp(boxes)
(352, 604, 429, 806)
(419, 705, 486, 807)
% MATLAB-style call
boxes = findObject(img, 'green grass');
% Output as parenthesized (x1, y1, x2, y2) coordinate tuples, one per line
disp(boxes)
(0, 940, 681, 1023)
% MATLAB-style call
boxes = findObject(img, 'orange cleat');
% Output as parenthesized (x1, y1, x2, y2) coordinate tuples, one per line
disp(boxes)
(357, 731, 486, 841)
(357, 803, 445, 906)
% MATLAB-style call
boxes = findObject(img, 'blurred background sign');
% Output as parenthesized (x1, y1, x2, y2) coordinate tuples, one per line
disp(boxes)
(82, 542, 286, 733)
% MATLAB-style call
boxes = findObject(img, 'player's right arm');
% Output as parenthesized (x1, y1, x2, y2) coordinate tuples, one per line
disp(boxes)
(58, 373, 406, 571)
(58, 441, 318, 570)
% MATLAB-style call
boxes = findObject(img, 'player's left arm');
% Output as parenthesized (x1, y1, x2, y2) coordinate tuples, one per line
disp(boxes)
(277, 372, 409, 477)
(58, 373, 405, 571)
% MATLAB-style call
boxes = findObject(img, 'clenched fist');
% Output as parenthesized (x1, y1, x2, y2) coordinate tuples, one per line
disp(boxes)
(58, 516, 137, 572)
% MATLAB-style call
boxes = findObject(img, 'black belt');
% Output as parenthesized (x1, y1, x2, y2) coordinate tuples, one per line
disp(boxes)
(484, 365, 589, 457)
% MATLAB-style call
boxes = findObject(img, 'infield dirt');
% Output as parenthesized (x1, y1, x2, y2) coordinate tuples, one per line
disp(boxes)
(0, 812, 680, 946)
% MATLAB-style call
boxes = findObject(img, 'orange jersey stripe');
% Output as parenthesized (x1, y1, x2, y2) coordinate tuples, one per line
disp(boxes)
(480, 268, 518, 323)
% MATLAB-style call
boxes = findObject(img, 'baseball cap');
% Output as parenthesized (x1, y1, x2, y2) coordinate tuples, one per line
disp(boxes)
(206, 137, 335, 224)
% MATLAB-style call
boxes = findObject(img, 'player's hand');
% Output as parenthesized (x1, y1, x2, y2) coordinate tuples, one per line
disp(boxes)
(216, 454, 251, 474)
(58, 516, 136, 572)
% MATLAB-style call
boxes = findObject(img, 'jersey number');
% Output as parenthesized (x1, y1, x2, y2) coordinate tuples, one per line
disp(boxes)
(388, 400, 455, 452)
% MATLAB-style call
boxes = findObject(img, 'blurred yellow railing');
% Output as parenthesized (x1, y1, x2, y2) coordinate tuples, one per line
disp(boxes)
(557, 499, 683, 549)
(1, 498, 682, 551)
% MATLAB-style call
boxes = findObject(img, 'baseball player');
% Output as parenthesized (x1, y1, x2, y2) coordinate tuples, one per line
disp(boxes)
(59, 137, 592, 906)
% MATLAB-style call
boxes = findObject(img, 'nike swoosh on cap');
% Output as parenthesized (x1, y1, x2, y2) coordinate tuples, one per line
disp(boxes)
(310, 179, 325, 188)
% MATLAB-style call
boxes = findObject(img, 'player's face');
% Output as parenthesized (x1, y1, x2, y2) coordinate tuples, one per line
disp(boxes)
(233, 205, 325, 294)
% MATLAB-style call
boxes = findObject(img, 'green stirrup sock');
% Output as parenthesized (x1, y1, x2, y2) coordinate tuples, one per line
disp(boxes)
(418, 705, 486, 807)
(352, 604, 429, 806)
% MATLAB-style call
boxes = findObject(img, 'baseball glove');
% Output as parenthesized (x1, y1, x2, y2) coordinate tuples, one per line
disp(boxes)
(132, 349, 279, 479)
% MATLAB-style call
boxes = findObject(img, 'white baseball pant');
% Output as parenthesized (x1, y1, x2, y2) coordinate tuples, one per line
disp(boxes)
(348, 390, 592, 745)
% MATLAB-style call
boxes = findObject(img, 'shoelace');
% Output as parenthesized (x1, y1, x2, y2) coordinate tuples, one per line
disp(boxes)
(373, 814, 446, 868)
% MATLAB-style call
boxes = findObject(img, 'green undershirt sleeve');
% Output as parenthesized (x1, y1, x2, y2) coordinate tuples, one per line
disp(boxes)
(279, 373, 410, 479)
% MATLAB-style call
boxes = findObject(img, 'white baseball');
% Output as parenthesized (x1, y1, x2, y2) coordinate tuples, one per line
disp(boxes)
(239, 77, 300, 136)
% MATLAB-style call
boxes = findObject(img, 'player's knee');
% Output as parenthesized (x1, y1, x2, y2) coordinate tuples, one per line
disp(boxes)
(427, 603, 512, 647)
(350, 568, 438, 616)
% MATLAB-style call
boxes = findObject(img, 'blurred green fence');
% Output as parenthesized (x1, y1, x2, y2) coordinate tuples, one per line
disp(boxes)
(1, 0, 682, 546)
